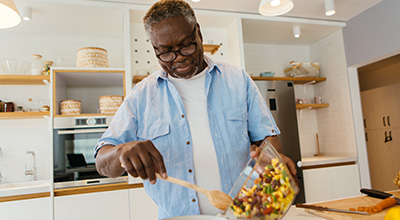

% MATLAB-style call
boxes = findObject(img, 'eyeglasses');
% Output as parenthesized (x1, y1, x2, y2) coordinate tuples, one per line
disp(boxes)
(154, 26, 198, 63)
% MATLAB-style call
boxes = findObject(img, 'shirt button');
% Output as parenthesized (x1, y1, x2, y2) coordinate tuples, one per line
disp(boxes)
(188, 169, 192, 173)
(272, 129, 275, 133)
(181, 114, 185, 118)
(186, 141, 190, 145)
(192, 199, 196, 202)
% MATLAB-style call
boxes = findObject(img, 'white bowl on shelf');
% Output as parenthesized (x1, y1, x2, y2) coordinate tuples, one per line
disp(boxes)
(0, 60, 31, 75)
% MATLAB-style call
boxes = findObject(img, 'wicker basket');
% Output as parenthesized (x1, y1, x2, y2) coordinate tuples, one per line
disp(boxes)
(284, 62, 320, 77)
(99, 95, 123, 114)
(77, 47, 109, 68)
(60, 100, 81, 115)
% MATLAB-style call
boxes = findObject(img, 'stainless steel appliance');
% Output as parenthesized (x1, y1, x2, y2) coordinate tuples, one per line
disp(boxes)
(53, 116, 126, 188)
(256, 80, 305, 204)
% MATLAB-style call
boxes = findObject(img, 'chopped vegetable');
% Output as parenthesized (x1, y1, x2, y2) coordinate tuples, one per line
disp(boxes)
(229, 158, 296, 219)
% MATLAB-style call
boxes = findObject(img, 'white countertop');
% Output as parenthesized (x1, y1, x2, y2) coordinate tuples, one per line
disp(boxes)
(302, 155, 358, 167)
(0, 180, 51, 197)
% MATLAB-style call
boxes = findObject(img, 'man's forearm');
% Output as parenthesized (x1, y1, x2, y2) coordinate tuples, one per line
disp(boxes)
(95, 145, 125, 178)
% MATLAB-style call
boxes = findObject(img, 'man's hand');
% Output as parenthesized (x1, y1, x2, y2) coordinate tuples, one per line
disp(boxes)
(96, 140, 167, 185)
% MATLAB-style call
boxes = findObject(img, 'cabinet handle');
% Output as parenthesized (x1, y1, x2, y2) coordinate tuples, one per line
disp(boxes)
(387, 116, 391, 126)
(365, 132, 368, 142)
(383, 116, 386, 127)
(364, 119, 367, 128)
(389, 131, 393, 142)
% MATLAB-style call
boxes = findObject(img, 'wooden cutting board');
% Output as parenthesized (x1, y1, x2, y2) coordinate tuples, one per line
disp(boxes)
(304, 190, 400, 220)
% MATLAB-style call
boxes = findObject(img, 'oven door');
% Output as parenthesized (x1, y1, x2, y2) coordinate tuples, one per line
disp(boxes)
(53, 127, 107, 183)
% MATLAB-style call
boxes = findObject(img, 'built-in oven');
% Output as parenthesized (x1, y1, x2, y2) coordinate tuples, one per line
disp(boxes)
(53, 116, 127, 188)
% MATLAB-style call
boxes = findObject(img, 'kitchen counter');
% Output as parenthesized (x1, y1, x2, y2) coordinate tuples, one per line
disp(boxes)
(0, 180, 51, 198)
(302, 155, 357, 168)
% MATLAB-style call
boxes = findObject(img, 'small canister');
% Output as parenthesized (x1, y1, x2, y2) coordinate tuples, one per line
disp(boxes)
(4, 102, 14, 112)
(43, 61, 54, 76)
(31, 54, 43, 75)
(0, 100, 3, 112)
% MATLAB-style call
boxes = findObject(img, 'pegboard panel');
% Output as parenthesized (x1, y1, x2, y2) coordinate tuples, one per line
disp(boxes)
(130, 23, 160, 76)
(130, 24, 230, 77)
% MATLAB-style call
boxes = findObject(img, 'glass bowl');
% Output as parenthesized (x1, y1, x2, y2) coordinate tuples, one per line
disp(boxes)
(224, 140, 299, 220)
(0, 60, 31, 75)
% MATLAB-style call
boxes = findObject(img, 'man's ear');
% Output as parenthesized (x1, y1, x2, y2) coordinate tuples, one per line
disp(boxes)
(196, 23, 203, 42)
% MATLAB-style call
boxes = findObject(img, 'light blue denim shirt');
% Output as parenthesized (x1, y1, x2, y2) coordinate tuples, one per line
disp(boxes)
(95, 56, 280, 219)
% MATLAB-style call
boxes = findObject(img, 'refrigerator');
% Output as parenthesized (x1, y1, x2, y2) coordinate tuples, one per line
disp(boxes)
(255, 80, 306, 204)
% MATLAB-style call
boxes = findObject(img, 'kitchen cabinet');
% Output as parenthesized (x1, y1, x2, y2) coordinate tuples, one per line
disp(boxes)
(54, 189, 130, 220)
(369, 84, 400, 129)
(0, 197, 51, 220)
(129, 187, 158, 220)
(52, 68, 126, 116)
(302, 164, 361, 203)
(361, 83, 400, 191)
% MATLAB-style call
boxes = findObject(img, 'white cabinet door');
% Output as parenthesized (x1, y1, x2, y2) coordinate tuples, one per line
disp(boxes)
(0, 197, 51, 220)
(130, 187, 158, 220)
(303, 165, 361, 203)
(54, 190, 130, 220)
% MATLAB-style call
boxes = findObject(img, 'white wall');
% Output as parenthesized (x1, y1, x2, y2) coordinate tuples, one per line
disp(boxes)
(342, 0, 400, 68)
(310, 30, 357, 156)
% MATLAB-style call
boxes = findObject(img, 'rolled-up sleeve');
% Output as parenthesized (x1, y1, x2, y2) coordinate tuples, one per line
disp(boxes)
(94, 89, 138, 157)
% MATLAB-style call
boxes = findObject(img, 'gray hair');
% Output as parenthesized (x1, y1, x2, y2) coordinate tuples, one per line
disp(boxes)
(143, 0, 197, 37)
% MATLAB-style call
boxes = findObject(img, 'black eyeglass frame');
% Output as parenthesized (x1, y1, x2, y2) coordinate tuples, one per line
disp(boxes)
(154, 26, 198, 63)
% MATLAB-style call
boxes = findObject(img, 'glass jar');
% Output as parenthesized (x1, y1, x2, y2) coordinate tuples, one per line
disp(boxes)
(31, 54, 43, 75)
(4, 102, 14, 112)
(43, 60, 54, 76)
(0, 100, 3, 112)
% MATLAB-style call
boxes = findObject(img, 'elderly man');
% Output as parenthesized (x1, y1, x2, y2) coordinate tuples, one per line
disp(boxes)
(95, 0, 296, 218)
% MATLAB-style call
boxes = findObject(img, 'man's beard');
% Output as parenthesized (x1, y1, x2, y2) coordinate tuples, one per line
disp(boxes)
(171, 58, 199, 79)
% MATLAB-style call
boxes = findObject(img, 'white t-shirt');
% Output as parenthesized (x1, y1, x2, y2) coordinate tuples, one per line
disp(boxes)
(169, 69, 222, 215)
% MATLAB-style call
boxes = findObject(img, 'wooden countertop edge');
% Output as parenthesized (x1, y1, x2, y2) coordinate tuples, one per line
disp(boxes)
(0, 192, 51, 203)
(54, 182, 144, 197)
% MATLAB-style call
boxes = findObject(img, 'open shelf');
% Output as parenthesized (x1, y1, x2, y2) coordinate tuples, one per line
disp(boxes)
(0, 111, 50, 119)
(54, 113, 114, 117)
(0, 75, 50, 85)
(133, 75, 326, 85)
(296, 103, 329, 109)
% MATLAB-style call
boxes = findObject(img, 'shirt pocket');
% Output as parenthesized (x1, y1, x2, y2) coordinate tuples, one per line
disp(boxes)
(137, 121, 172, 165)
(224, 109, 250, 145)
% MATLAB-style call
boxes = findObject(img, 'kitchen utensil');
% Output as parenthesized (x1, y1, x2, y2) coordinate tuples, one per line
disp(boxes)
(360, 188, 400, 205)
(224, 140, 298, 219)
(296, 204, 370, 215)
(121, 162, 232, 211)
(314, 133, 325, 156)
(154, 173, 232, 211)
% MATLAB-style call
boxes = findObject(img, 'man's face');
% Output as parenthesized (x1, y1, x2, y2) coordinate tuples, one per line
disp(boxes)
(150, 16, 205, 79)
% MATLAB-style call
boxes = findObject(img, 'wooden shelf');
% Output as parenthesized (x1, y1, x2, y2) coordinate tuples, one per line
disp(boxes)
(251, 76, 326, 84)
(202, 44, 220, 55)
(0, 75, 50, 85)
(0, 111, 50, 119)
(133, 75, 326, 85)
(54, 113, 114, 117)
(296, 103, 329, 109)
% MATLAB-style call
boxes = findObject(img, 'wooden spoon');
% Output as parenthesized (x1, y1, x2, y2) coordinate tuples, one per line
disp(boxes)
(121, 163, 232, 210)
(154, 173, 233, 210)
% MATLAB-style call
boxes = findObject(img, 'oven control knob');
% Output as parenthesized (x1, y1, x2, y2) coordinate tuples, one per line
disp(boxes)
(87, 118, 95, 126)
